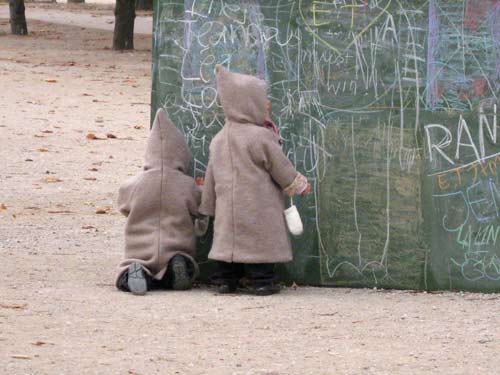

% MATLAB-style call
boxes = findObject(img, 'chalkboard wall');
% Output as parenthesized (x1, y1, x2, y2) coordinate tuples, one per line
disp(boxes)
(151, 0, 500, 291)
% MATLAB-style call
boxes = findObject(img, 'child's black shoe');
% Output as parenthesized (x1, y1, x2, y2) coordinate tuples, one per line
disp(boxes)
(217, 282, 238, 294)
(127, 262, 148, 295)
(170, 255, 192, 290)
(253, 284, 280, 296)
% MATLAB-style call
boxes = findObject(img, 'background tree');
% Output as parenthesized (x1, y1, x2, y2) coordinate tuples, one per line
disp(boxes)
(113, 0, 135, 50)
(9, 0, 28, 35)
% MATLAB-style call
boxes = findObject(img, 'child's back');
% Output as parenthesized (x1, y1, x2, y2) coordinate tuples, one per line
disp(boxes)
(116, 109, 200, 295)
(200, 65, 308, 294)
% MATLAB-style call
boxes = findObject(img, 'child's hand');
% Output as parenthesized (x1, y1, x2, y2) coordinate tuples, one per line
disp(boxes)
(196, 177, 205, 186)
(301, 183, 311, 196)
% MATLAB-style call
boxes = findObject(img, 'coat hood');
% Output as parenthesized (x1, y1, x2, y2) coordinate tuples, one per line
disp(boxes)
(144, 108, 192, 172)
(215, 64, 267, 125)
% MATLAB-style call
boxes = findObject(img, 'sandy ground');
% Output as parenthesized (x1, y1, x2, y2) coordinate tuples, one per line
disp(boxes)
(1, 5, 500, 375)
(0, 3, 153, 34)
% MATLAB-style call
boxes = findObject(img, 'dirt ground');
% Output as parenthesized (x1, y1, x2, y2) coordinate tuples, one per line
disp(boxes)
(1, 4, 500, 375)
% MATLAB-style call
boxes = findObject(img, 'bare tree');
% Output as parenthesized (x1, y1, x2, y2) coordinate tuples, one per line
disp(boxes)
(9, 0, 28, 35)
(113, 0, 135, 50)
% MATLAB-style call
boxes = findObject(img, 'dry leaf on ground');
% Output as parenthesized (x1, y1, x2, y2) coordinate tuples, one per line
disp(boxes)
(31, 341, 47, 346)
(106, 133, 117, 139)
(43, 177, 63, 183)
(1, 303, 26, 310)
(11, 355, 31, 360)
(37, 148, 49, 152)
(84, 177, 97, 181)
(44, 79, 57, 83)
(95, 207, 112, 214)
(86, 133, 104, 140)
(0, 203, 7, 211)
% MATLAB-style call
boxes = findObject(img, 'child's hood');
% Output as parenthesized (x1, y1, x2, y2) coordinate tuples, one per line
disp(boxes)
(144, 108, 192, 172)
(215, 64, 267, 125)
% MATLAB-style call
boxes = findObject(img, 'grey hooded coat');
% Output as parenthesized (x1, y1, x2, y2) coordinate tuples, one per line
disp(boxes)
(199, 65, 300, 264)
(116, 108, 200, 284)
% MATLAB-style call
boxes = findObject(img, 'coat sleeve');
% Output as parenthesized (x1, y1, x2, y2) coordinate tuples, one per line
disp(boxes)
(117, 175, 140, 217)
(249, 132, 299, 189)
(199, 160, 216, 217)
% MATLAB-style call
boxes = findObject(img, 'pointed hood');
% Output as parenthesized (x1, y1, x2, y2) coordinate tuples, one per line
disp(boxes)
(215, 64, 267, 125)
(144, 108, 192, 172)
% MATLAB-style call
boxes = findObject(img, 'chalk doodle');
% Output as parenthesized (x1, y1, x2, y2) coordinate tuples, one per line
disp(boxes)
(152, 0, 500, 291)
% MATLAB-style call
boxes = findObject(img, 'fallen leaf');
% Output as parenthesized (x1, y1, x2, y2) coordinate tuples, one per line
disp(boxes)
(0, 203, 7, 211)
(82, 93, 92, 96)
(106, 133, 117, 139)
(84, 177, 97, 181)
(87, 133, 102, 141)
(37, 148, 49, 152)
(44, 79, 57, 83)
(31, 341, 47, 346)
(134, 125, 144, 129)
(11, 355, 31, 360)
(95, 117, 104, 123)
(47, 210, 72, 214)
(41, 130, 53, 134)
(34, 134, 45, 138)
(82, 225, 96, 229)
(95, 207, 112, 214)
(25, 158, 33, 162)
(0, 303, 26, 310)
(88, 167, 98, 172)
(42, 177, 63, 183)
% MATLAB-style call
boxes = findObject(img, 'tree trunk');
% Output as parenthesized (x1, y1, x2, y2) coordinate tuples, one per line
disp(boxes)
(9, 0, 28, 35)
(135, 0, 152, 11)
(113, 0, 135, 50)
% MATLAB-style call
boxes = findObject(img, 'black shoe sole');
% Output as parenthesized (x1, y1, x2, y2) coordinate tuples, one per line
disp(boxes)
(171, 256, 192, 291)
(127, 263, 148, 296)
(253, 286, 280, 296)
(217, 284, 238, 294)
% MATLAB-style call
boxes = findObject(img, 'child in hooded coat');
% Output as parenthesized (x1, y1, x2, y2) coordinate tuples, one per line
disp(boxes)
(116, 108, 201, 295)
(199, 65, 310, 296)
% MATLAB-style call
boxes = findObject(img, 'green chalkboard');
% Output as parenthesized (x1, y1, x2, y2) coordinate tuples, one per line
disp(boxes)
(152, 0, 500, 291)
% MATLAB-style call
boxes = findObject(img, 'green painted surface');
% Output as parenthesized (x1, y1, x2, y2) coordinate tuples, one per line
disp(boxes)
(151, 0, 500, 291)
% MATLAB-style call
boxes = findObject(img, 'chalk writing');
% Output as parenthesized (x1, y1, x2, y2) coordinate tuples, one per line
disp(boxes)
(152, 0, 500, 290)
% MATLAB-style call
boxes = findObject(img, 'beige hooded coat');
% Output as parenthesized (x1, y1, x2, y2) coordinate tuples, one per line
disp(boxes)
(199, 65, 300, 264)
(116, 108, 200, 284)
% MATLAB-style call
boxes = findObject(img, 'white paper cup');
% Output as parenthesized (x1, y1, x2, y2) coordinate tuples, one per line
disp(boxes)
(284, 205, 304, 236)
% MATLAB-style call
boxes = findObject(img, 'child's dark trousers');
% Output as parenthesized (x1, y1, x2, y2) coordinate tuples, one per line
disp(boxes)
(214, 261, 276, 288)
